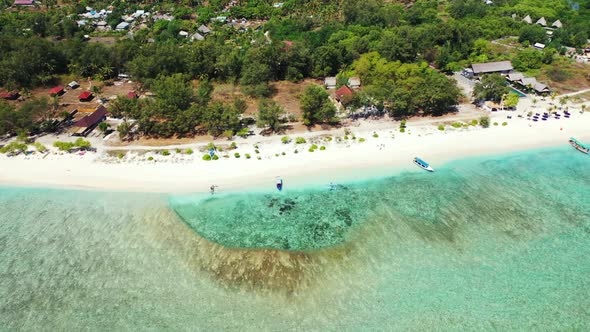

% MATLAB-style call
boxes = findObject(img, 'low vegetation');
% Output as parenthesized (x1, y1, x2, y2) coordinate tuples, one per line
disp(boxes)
(53, 138, 91, 151)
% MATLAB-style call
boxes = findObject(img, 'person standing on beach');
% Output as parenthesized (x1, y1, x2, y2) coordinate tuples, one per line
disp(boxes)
(210, 185, 217, 194)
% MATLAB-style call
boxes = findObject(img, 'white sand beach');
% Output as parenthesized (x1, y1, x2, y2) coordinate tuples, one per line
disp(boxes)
(1, 105, 589, 193)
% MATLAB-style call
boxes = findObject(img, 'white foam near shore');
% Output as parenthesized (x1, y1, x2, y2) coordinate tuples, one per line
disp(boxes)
(1, 111, 589, 193)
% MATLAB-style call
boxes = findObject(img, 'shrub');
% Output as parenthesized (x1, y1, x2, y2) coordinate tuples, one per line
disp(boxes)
(175, 148, 182, 153)
(275, 153, 279, 157)
(147, 156, 154, 161)
(502, 122, 508, 126)
(352, 135, 356, 140)
(237, 128, 250, 138)
(117, 152, 125, 159)
(310, 144, 318, 150)
(0, 142, 28, 154)
(400, 128, 405, 133)
(245, 153, 251, 159)
(206, 142, 215, 150)
(295, 137, 306, 144)
(438, 125, 445, 131)
(203, 154, 212, 161)
(74, 138, 91, 148)
(319, 146, 326, 150)
(255, 149, 260, 154)
(281, 136, 291, 144)
(471, 119, 478, 126)
(294, 149, 298, 154)
(451, 122, 462, 128)
(213, 154, 219, 160)
(372, 132, 379, 138)
(344, 135, 349, 140)
(254, 144, 259, 149)
(234, 152, 240, 158)
(162, 150, 170, 156)
(33, 142, 46, 152)
(222, 130, 234, 139)
(358, 138, 366, 142)
(230, 142, 237, 150)
(185, 148, 193, 155)
(53, 141, 74, 151)
(324, 136, 333, 142)
(281, 152, 286, 155)
(479, 116, 490, 128)
(218, 147, 223, 152)
(493, 122, 499, 126)
(400, 119, 407, 128)
(344, 128, 352, 135)
(308, 147, 315, 152)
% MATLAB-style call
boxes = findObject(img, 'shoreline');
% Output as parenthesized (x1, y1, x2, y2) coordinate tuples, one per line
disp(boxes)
(1, 112, 589, 194)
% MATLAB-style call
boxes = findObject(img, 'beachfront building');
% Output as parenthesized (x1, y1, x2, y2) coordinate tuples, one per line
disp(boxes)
(506, 72, 550, 95)
(68, 81, 80, 89)
(348, 77, 361, 89)
(78, 91, 93, 102)
(116, 22, 130, 31)
(522, 15, 532, 24)
(190, 32, 205, 41)
(72, 105, 107, 136)
(198, 25, 211, 35)
(470, 61, 514, 77)
(49, 86, 64, 96)
(335, 85, 354, 104)
(324, 77, 337, 89)
(535, 17, 547, 27)
(0, 91, 19, 100)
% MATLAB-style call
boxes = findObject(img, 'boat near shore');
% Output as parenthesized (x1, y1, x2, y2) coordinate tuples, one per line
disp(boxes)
(413, 157, 434, 172)
(569, 137, 589, 154)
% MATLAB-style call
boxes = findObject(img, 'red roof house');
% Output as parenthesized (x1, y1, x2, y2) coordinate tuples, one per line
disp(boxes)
(0, 91, 20, 100)
(127, 91, 138, 99)
(74, 105, 107, 129)
(78, 91, 93, 101)
(49, 86, 64, 96)
(335, 85, 353, 102)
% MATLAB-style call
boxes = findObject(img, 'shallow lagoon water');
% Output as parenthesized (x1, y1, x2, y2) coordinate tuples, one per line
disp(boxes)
(1, 147, 589, 330)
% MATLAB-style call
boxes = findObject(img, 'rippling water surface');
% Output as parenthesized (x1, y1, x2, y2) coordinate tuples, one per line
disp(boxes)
(1, 147, 589, 330)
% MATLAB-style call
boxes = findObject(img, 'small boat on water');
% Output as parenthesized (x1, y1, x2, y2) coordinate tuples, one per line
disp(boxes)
(276, 177, 283, 191)
(569, 137, 589, 154)
(413, 157, 434, 172)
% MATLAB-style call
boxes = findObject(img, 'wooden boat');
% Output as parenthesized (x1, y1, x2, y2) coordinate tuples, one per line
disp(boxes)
(569, 137, 589, 154)
(413, 157, 434, 172)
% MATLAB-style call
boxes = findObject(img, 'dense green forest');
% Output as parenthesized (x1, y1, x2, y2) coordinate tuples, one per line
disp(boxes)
(1, 0, 589, 137)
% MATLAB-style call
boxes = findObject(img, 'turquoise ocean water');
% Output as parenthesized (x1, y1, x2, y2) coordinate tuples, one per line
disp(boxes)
(1, 147, 589, 330)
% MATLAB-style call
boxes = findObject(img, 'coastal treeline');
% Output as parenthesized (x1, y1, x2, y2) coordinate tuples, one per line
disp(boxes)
(0, 0, 589, 137)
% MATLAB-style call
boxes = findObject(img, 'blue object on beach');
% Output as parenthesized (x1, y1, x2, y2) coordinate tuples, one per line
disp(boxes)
(276, 177, 283, 191)
(209, 149, 215, 157)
